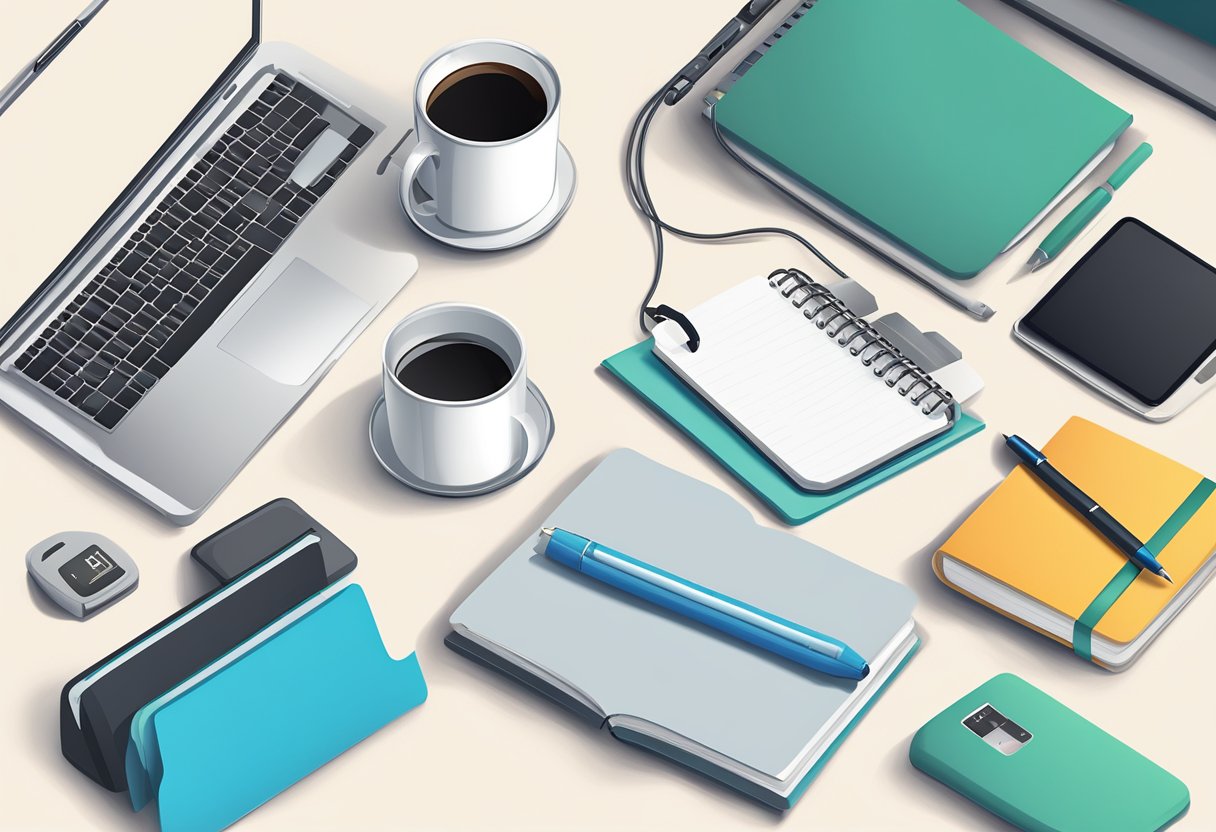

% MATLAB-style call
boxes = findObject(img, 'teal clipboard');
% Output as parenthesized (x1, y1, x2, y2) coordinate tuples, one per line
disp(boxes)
(602, 340, 985, 525)
(124, 585, 427, 832)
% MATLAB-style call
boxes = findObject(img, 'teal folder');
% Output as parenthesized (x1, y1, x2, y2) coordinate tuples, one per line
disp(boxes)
(602, 341, 985, 525)
(124, 585, 427, 832)
(714, 0, 1132, 277)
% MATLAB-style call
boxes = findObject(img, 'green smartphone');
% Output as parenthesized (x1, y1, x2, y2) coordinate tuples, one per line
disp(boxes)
(910, 674, 1189, 832)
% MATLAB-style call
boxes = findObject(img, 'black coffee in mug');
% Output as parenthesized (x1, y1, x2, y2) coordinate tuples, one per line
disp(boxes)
(395, 335, 514, 402)
(425, 61, 548, 143)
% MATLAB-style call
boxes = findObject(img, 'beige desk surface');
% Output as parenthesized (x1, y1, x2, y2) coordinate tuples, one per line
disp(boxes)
(3, 1, 1215, 830)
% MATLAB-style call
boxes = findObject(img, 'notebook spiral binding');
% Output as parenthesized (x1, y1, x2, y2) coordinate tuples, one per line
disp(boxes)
(767, 268, 955, 415)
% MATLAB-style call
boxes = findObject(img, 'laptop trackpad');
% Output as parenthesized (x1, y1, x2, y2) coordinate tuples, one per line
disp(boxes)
(219, 258, 370, 386)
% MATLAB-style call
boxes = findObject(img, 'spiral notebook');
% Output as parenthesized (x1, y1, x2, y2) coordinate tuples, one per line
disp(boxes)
(651, 270, 984, 492)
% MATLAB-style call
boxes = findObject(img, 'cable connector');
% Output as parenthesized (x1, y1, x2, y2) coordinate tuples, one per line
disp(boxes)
(645, 304, 701, 353)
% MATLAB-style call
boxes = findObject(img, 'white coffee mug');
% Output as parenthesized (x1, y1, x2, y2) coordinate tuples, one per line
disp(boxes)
(401, 39, 561, 234)
(382, 304, 528, 487)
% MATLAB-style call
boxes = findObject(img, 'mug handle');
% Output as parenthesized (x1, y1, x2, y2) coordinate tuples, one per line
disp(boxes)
(400, 140, 439, 217)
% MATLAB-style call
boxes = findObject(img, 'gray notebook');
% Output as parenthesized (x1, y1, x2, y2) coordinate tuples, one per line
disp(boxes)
(448, 450, 918, 809)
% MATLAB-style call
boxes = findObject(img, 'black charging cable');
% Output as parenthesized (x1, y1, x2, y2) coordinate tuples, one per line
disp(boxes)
(626, 20, 853, 346)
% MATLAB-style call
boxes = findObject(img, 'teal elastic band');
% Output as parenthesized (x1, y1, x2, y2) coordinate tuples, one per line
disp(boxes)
(1073, 478, 1215, 661)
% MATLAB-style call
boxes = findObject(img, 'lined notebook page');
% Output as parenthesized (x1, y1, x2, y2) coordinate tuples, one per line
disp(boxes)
(652, 277, 951, 491)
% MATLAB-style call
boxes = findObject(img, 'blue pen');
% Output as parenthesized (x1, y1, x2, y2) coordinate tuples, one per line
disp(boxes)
(537, 527, 870, 680)
(1004, 434, 1172, 582)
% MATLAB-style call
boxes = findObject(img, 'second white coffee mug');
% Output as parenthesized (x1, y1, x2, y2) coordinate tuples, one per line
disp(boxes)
(382, 304, 529, 487)
(401, 39, 561, 234)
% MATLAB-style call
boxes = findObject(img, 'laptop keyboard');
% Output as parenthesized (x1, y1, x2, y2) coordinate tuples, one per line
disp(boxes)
(13, 73, 373, 430)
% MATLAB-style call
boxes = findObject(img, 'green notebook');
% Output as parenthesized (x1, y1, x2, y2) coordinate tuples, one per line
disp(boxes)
(602, 341, 984, 525)
(714, 0, 1132, 277)
(910, 674, 1189, 831)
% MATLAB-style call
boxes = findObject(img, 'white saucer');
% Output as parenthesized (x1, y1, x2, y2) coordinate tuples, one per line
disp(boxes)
(400, 142, 576, 252)
(369, 380, 555, 497)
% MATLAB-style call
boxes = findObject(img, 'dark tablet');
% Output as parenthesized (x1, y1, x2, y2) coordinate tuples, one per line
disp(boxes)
(1022, 218, 1216, 406)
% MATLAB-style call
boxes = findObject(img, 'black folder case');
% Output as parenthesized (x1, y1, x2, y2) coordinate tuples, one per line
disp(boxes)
(60, 499, 357, 792)
(61, 541, 328, 790)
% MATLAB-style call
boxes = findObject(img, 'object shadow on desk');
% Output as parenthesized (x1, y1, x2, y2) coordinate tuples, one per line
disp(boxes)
(0, 404, 173, 529)
(22, 675, 161, 832)
(289, 374, 558, 518)
(615, 89, 758, 211)
(900, 484, 1109, 679)
(286, 377, 453, 514)
(26, 574, 77, 621)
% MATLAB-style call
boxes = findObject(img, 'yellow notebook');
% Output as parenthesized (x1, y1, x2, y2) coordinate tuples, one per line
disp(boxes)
(935, 416, 1216, 670)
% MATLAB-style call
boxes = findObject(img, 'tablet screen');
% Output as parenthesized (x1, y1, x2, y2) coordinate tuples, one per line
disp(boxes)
(1022, 218, 1216, 406)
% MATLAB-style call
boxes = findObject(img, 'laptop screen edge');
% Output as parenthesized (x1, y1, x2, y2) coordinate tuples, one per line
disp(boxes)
(0, 0, 262, 345)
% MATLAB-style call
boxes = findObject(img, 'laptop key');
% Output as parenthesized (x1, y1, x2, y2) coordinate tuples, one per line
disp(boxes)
(115, 387, 141, 408)
(99, 373, 126, 396)
(83, 329, 107, 350)
(154, 287, 183, 313)
(267, 214, 294, 237)
(116, 291, 143, 314)
(24, 351, 59, 380)
(349, 125, 374, 147)
(242, 223, 281, 251)
(147, 224, 172, 246)
(80, 390, 109, 417)
(81, 360, 108, 385)
(117, 251, 147, 276)
(127, 343, 155, 367)
(292, 118, 328, 150)
(309, 175, 335, 198)
(69, 386, 92, 408)
(145, 357, 170, 380)
(19, 72, 368, 430)
(79, 298, 105, 322)
(95, 402, 128, 429)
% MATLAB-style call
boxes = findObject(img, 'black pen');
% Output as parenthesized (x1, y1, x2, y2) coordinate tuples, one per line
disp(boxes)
(1004, 433, 1172, 582)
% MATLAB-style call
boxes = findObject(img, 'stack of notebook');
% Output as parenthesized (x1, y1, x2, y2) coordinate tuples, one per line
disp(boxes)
(707, 0, 1134, 278)
(935, 417, 1216, 669)
(448, 449, 919, 809)
(604, 270, 985, 524)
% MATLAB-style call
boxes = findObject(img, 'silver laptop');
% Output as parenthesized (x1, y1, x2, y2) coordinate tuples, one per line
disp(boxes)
(997, 0, 1216, 119)
(0, 1, 416, 524)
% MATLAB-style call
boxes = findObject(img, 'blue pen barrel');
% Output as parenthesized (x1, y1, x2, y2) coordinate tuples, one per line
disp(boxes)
(542, 528, 868, 681)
